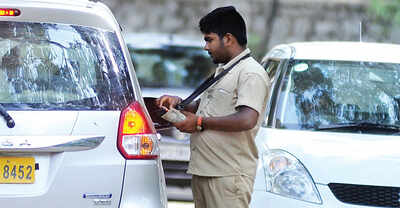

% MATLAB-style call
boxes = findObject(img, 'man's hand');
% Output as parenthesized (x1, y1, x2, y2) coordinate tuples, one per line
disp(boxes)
(173, 111, 198, 133)
(156, 95, 182, 110)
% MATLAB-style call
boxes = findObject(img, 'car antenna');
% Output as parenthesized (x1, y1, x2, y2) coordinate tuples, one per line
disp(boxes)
(359, 21, 362, 42)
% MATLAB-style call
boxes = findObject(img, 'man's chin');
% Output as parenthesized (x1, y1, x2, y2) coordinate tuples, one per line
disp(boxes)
(212, 57, 221, 64)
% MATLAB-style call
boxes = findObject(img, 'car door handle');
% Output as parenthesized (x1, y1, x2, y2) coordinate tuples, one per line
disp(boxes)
(0, 135, 105, 152)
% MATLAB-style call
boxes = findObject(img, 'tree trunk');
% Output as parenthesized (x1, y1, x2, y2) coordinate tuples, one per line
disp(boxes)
(257, 0, 280, 60)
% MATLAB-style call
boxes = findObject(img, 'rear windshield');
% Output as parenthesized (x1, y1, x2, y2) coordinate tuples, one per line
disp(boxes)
(128, 46, 214, 88)
(0, 21, 134, 110)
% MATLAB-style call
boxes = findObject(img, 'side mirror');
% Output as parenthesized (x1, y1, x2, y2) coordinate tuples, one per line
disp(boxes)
(144, 97, 173, 130)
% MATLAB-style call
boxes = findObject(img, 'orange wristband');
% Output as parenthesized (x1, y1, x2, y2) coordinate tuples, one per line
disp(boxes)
(196, 116, 203, 131)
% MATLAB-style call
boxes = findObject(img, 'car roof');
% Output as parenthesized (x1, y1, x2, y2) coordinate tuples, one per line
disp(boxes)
(3, 0, 93, 6)
(123, 33, 204, 49)
(265, 41, 400, 64)
(0, 0, 119, 31)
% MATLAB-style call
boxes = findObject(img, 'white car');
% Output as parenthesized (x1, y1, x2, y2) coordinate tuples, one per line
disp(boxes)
(0, 1, 167, 208)
(251, 42, 400, 208)
(124, 32, 214, 200)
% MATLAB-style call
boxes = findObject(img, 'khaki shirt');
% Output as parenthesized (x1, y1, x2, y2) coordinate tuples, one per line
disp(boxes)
(187, 48, 270, 177)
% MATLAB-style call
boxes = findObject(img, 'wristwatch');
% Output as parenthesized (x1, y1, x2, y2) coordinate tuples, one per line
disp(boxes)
(196, 116, 203, 131)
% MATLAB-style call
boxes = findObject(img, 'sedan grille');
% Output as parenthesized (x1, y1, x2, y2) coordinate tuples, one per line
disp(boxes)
(329, 183, 400, 207)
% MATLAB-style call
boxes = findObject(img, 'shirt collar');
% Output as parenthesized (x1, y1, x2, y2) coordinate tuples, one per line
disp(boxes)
(216, 48, 251, 75)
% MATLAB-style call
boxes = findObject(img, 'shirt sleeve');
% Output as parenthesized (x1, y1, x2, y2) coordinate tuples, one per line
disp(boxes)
(235, 72, 269, 115)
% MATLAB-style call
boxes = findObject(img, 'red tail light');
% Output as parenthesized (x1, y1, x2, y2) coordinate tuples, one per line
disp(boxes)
(0, 9, 21, 16)
(117, 101, 159, 159)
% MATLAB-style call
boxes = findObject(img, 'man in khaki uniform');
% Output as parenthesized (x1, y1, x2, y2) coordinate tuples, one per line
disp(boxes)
(157, 6, 269, 208)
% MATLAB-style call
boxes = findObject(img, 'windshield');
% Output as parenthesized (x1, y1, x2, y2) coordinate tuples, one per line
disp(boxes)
(128, 46, 214, 88)
(0, 21, 133, 110)
(274, 59, 400, 134)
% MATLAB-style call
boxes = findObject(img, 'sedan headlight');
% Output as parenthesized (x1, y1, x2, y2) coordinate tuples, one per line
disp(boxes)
(262, 149, 322, 204)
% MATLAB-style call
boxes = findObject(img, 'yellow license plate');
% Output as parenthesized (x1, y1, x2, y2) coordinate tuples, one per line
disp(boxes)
(0, 157, 35, 184)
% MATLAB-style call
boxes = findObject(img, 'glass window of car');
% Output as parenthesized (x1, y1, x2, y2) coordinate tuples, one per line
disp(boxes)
(263, 59, 279, 80)
(128, 46, 214, 88)
(262, 59, 281, 126)
(272, 59, 400, 134)
(0, 21, 133, 110)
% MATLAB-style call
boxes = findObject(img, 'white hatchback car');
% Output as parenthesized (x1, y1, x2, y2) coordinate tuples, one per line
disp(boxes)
(0, 1, 167, 208)
(251, 42, 400, 208)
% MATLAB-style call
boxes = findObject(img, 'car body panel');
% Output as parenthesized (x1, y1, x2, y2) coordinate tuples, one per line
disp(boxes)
(255, 128, 400, 187)
(120, 160, 167, 208)
(251, 184, 359, 208)
(0, 0, 118, 31)
(0, 113, 124, 207)
(0, 111, 77, 135)
(264, 41, 400, 63)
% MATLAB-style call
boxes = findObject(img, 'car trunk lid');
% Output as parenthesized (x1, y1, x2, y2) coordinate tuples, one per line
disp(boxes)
(0, 111, 124, 208)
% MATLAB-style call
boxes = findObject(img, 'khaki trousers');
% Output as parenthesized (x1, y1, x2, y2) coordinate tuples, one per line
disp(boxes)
(191, 175, 254, 208)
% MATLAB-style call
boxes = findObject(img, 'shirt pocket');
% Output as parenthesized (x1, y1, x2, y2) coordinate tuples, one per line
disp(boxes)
(205, 87, 237, 116)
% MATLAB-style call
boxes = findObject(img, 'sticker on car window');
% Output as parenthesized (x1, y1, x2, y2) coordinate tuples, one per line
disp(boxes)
(293, 63, 309, 72)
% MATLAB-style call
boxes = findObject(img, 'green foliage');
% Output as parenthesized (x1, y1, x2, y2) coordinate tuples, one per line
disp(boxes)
(247, 33, 263, 61)
(369, 0, 400, 25)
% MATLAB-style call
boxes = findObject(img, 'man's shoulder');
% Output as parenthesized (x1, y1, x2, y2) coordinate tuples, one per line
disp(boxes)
(240, 57, 268, 78)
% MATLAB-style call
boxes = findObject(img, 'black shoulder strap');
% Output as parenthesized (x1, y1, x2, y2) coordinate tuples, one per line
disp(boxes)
(176, 53, 251, 110)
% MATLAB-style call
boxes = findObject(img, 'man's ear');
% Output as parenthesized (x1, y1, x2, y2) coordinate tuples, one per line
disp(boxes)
(222, 33, 234, 45)
(223, 33, 235, 46)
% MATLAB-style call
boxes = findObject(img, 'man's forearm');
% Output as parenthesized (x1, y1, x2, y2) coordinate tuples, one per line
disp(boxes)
(202, 106, 259, 132)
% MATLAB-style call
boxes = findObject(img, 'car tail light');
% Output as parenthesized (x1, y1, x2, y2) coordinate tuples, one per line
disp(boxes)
(0, 9, 21, 16)
(117, 101, 159, 159)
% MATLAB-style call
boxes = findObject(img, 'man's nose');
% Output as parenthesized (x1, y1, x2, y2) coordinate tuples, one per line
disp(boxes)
(203, 43, 209, 51)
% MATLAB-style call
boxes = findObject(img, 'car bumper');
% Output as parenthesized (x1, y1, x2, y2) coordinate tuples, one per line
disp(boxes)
(250, 184, 375, 208)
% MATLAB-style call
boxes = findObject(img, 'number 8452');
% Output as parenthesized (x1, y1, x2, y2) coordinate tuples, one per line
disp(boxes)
(2, 165, 33, 180)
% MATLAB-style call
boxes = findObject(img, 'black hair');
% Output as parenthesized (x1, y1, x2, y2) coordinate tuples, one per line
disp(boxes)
(199, 6, 247, 46)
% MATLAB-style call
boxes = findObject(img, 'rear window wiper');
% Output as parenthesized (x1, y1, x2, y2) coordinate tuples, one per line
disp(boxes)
(0, 104, 15, 128)
(315, 122, 400, 132)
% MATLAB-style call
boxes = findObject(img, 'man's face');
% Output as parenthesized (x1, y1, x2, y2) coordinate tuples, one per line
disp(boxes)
(203, 32, 230, 64)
